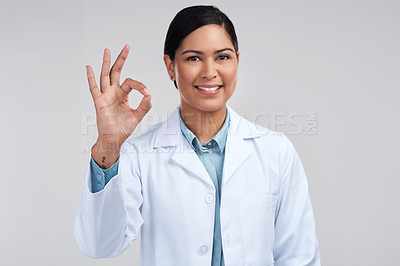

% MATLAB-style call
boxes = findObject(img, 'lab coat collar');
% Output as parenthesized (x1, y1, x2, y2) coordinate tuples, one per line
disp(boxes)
(153, 104, 264, 148)
(152, 104, 266, 185)
(178, 105, 230, 154)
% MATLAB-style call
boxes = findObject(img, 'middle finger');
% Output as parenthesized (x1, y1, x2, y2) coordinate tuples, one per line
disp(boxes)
(100, 48, 111, 91)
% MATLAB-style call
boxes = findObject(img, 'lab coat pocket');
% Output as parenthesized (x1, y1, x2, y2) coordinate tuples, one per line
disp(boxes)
(238, 195, 278, 266)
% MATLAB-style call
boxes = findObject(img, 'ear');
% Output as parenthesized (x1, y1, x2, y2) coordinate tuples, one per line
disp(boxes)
(163, 54, 175, 80)
(236, 51, 240, 64)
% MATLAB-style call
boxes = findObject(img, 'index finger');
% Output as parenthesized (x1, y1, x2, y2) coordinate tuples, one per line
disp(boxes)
(110, 44, 130, 86)
(120, 78, 150, 96)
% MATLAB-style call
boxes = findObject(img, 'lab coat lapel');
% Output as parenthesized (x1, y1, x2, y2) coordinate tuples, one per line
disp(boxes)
(222, 133, 252, 184)
(153, 107, 214, 187)
(222, 105, 262, 184)
(171, 144, 214, 187)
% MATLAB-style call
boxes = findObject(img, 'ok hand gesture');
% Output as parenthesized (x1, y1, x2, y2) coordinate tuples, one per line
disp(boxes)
(86, 44, 152, 168)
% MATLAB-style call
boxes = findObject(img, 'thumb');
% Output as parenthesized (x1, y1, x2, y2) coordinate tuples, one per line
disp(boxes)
(133, 94, 152, 122)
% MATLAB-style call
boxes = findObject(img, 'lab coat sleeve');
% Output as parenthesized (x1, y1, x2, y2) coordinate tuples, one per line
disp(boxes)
(273, 135, 321, 266)
(74, 141, 144, 258)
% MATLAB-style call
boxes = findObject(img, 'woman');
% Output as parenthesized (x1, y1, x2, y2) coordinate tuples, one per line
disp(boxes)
(74, 5, 321, 266)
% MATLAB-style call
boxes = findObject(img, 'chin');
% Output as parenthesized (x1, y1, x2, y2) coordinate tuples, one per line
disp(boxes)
(190, 101, 227, 113)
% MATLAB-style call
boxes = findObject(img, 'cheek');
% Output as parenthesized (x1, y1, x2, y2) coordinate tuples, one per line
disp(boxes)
(222, 65, 239, 85)
(176, 65, 198, 85)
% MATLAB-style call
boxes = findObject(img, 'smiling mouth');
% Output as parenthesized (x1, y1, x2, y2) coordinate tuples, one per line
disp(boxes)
(195, 85, 222, 91)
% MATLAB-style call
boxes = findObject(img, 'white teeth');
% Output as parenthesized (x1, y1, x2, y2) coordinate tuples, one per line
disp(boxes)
(196, 86, 220, 91)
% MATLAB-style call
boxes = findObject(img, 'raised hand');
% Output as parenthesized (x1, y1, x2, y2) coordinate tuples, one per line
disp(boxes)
(86, 44, 152, 168)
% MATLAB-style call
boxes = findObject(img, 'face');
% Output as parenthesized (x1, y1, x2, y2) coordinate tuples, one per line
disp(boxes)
(164, 24, 239, 114)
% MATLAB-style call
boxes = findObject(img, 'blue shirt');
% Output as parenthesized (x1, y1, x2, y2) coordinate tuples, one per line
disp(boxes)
(90, 107, 230, 266)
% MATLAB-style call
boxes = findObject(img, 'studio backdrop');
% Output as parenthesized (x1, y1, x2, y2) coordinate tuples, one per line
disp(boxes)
(1, 0, 399, 265)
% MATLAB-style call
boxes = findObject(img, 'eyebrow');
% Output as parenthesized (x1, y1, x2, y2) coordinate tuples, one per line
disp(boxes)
(181, 48, 235, 55)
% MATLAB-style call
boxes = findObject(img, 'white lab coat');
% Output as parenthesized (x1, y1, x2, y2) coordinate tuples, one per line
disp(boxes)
(74, 105, 320, 266)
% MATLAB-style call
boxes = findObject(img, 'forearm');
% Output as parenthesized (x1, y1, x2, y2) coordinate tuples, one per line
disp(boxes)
(74, 171, 130, 258)
(74, 144, 144, 258)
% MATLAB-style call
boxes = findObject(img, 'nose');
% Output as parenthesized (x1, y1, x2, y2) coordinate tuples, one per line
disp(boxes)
(201, 59, 217, 79)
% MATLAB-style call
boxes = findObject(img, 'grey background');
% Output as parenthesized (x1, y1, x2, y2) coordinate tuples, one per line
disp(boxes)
(1, 0, 399, 265)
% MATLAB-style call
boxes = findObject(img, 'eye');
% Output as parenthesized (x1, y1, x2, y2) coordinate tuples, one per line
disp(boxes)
(217, 55, 230, 60)
(186, 56, 200, 61)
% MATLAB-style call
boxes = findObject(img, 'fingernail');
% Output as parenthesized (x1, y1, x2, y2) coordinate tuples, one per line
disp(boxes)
(144, 87, 151, 95)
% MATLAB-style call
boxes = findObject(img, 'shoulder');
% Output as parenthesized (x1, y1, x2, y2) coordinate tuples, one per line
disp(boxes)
(229, 107, 296, 161)
(240, 119, 301, 179)
(250, 122, 293, 155)
(123, 121, 164, 150)
(229, 106, 289, 148)
(123, 106, 181, 151)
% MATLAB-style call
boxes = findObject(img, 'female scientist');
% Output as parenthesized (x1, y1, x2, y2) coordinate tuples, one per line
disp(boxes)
(74, 5, 321, 266)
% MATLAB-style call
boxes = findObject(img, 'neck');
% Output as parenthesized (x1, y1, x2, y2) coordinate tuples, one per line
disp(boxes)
(180, 104, 227, 145)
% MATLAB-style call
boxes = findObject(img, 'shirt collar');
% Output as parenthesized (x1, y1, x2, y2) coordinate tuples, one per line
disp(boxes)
(178, 107, 230, 154)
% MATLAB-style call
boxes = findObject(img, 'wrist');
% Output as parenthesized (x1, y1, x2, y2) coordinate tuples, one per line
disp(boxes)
(93, 139, 121, 154)
(91, 140, 121, 169)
